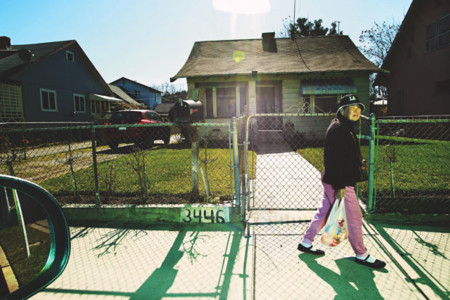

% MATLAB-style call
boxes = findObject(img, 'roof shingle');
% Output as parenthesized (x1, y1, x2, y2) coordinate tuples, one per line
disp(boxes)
(172, 35, 380, 80)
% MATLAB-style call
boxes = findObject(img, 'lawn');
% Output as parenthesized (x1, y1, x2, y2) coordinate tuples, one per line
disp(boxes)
(40, 146, 255, 205)
(0, 225, 50, 287)
(297, 140, 450, 199)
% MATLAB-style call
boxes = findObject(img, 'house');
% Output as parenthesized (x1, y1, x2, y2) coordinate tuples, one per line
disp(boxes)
(376, 0, 450, 116)
(108, 84, 143, 109)
(0, 37, 124, 123)
(171, 33, 381, 138)
(110, 77, 162, 109)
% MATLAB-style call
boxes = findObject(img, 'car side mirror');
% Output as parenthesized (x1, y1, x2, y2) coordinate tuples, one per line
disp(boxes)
(0, 175, 70, 300)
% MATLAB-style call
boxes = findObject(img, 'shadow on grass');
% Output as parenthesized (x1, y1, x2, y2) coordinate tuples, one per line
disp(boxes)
(371, 222, 449, 299)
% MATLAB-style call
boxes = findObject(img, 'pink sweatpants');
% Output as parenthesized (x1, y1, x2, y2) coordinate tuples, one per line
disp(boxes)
(302, 182, 368, 257)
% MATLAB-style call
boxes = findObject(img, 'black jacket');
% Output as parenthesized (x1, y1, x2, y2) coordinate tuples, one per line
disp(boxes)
(321, 113, 363, 190)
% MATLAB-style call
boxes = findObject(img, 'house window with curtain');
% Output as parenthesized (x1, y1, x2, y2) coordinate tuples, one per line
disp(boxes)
(314, 95, 338, 113)
(216, 87, 236, 118)
(40, 88, 57, 112)
(73, 94, 86, 113)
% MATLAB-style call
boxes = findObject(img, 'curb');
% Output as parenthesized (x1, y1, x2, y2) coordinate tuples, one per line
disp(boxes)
(62, 203, 243, 226)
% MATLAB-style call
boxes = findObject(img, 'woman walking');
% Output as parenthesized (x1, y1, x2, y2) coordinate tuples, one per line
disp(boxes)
(297, 94, 386, 269)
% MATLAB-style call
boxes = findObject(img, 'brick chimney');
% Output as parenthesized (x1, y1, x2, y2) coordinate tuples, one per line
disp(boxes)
(262, 32, 277, 53)
(0, 36, 11, 50)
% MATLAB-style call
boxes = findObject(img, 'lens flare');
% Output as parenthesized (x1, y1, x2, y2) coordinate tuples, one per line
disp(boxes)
(233, 51, 246, 63)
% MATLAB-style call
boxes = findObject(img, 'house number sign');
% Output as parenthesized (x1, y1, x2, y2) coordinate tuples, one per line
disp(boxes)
(182, 207, 229, 223)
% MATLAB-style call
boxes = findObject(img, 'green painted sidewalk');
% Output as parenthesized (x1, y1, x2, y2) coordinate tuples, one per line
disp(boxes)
(31, 220, 448, 299)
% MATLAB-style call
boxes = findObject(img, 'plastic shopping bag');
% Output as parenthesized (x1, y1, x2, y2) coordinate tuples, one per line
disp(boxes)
(321, 198, 348, 247)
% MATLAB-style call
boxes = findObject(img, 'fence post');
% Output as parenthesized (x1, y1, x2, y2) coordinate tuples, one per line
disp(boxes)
(232, 118, 241, 207)
(367, 113, 376, 212)
(191, 126, 199, 200)
(91, 125, 100, 207)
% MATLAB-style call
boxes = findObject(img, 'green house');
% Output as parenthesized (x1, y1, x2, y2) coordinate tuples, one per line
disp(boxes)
(171, 32, 381, 138)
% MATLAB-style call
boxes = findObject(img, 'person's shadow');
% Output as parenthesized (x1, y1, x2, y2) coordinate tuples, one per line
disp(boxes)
(299, 254, 388, 299)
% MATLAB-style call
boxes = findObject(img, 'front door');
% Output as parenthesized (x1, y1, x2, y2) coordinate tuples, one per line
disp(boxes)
(256, 84, 282, 130)
(256, 86, 276, 114)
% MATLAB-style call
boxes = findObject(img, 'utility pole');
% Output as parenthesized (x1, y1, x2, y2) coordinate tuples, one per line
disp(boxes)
(293, 0, 296, 27)
(337, 21, 341, 35)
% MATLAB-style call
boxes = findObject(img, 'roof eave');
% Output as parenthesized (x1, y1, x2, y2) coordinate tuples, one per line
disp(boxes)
(172, 68, 383, 81)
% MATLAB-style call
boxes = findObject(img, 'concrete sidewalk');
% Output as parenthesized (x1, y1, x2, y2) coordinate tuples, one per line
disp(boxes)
(31, 220, 448, 299)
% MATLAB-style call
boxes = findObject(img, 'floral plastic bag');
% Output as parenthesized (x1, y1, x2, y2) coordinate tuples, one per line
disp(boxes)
(321, 198, 348, 247)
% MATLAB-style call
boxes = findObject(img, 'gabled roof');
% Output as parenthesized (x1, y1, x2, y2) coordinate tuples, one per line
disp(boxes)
(171, 35, 381, 80)
(0, 40, 113, 95)
(110, 77, 162, 93)
(0, 40, 74, 80)
(109, 84, 143, 107)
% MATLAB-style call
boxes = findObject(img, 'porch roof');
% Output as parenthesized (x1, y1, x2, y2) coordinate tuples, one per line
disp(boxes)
(171, 35, 381, 81)
(89, 93, 123, 103)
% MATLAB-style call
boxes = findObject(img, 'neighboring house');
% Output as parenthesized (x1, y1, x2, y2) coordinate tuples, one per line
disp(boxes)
(110, 77, 162, 109)
(171, 33, 381, 137)
(0, 36, 123, 123)
(108, 84, 143, 109)
(376, 0, 450, 116)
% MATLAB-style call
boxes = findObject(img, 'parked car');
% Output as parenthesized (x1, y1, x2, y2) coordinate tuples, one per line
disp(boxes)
(98, 109, 171, 150)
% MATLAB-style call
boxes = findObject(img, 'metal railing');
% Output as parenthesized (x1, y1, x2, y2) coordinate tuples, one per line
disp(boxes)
(1, 114, 448, 216)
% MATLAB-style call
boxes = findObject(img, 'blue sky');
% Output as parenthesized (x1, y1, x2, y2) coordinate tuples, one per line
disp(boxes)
(1, 0, 412, 90)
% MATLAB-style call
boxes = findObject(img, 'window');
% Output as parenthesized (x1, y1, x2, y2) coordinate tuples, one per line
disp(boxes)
(426, 14, 450, 52)
(91, 100, 110, 115)
(0, 83, 24, 122)
(73, 94, 86, 113)
(216, 87, 236, 118)
(146, 111, 162, 121)
(40, 89, 57, 112)
(66, 50, 74, 62)
(134, 90, 141, 96)
(314, 95, 338, 113)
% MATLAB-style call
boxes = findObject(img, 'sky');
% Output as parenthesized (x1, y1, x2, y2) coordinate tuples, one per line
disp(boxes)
(1, 0, 413, 91)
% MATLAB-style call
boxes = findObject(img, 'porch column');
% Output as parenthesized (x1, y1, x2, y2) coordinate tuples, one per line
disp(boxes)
(213, 87, 217, 118)
(236, 86, 240, 116)
(248, 80, 256, 115)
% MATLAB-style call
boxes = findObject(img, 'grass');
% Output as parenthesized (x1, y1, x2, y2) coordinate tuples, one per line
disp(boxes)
(0, 225, 50, 287)
(40, 146, 256, 204)
(297, 140, 450, 198)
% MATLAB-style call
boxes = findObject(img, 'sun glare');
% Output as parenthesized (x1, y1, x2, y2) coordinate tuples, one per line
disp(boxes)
(213, 0, 271, 15)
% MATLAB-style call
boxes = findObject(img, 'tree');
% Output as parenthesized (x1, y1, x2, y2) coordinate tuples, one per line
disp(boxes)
(358, 21, 400, 98)
(278, 17, 343, 39)
(358, 21, 400, 68)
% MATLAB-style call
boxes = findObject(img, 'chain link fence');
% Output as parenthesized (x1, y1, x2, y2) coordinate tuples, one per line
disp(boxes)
(0, 122, 235, 206)
(245, 113, 334, 211)
(370, 116, 450, 214)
